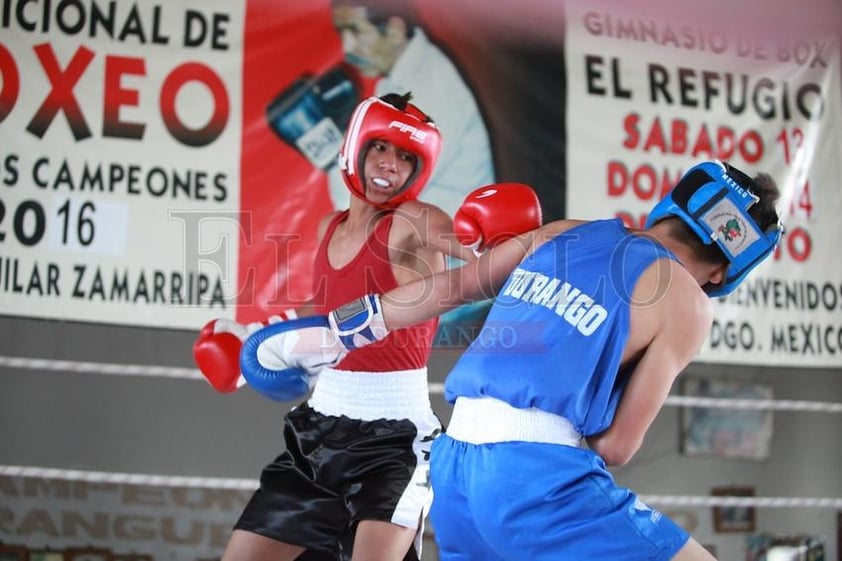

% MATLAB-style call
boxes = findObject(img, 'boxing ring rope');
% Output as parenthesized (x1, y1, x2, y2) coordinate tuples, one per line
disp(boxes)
(0, 463, 840, 510)
(0, 355, 204, 381)
(3, 354, 842, 510)
(4, 354, 842, 414)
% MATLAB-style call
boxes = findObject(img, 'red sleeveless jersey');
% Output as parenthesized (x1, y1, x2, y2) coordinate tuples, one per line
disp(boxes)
(312, 210, 439, 371)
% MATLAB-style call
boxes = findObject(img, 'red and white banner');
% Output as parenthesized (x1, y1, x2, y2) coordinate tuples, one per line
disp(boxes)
(565, 2, 842, 367)
(2, 0, 840, 368)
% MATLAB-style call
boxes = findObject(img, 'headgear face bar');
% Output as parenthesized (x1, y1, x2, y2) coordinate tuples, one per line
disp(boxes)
(338, 96, 442, 208)
(645, 160, 783, 297)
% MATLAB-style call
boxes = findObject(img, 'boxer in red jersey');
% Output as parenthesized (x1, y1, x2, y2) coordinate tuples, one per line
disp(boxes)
(194, 92, 542, 561)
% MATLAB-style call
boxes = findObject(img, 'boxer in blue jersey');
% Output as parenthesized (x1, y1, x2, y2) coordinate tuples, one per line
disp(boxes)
(247, 160, 783, 561)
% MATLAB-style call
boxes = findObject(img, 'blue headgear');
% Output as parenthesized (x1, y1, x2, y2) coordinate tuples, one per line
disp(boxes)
(645, 160, 783, 297)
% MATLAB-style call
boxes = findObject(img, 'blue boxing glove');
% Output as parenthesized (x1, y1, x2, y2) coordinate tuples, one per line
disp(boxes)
(265, 67, 359, 169)
(240, 295, 388, 402)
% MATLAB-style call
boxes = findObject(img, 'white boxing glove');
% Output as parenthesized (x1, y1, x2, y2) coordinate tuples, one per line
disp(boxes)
(240, 295, 388, 401)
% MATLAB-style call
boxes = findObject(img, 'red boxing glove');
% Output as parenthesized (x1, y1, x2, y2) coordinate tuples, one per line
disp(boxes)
(193, 312, 295, 394)
(453, 182, 543, 253)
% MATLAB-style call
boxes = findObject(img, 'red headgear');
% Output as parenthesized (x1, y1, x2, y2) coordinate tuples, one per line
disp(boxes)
(338, 96, 442, 207)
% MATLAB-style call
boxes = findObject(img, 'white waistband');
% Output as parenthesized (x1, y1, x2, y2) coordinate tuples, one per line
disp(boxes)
(446, 397, 582, 447)
(308, 367, 432, 421)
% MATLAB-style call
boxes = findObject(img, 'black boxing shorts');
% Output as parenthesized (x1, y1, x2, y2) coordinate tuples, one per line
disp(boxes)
(235, 368, 441, 559)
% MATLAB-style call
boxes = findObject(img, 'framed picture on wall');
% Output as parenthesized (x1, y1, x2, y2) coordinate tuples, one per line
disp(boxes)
(0, 544, 29, 561)
(712, 486, 756, 533)
(681, 377, 774, 460)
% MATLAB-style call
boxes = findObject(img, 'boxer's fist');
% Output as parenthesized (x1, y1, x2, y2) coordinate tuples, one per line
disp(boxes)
(241, 295, 387, 402)
(266, 67, 359, 169)
(193, 319, 249, 393)
(454, 183, 543, 253)
(193, 312, 294, 394)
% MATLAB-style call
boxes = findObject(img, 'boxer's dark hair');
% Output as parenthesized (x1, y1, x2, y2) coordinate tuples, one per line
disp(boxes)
(380, 92, 435, 124)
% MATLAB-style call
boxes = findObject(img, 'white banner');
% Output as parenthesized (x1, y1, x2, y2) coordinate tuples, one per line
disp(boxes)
(565, 2, 842, 367)
(1, 1, 245, 329)
(0, 475, 250, 559)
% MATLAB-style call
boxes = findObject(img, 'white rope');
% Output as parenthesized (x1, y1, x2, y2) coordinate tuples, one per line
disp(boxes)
(432, 383, 842, 413)
(0, 355, 202, 380)
(3, 355, 842, 413)
(1, 464, 840, 509)
(0, 465, 258, 490)
(638, 494, 842, 509)
(663, 395, 842, 413)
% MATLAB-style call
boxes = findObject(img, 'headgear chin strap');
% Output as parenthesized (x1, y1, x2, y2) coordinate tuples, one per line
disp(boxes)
(645, 160, 783, 297)
(338, 96, 442, 208)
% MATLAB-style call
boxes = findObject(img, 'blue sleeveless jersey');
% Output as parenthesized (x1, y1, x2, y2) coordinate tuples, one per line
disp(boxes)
(444, 219, 678, 436)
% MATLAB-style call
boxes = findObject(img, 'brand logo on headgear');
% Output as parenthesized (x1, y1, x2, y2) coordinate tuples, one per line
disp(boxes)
(718, 218, 743, 242)
(389, 120, 428, 142)
(710, 210, 752, 254)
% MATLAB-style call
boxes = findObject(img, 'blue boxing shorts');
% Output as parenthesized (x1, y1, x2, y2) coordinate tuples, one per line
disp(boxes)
(429, 410, 689, 560)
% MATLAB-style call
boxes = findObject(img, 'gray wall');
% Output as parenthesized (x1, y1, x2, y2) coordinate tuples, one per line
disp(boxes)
(1, 316, 840, 560)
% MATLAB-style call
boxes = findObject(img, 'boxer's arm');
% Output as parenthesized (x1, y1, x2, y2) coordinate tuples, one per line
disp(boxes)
(379, 219, 581, 330)
(586, 268, 712, 466)
(241, 219, 580, 402)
